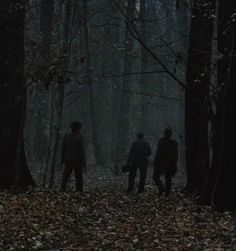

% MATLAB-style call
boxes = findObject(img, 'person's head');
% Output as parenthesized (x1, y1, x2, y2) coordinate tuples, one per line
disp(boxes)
(164, 128, 172, 138)
(70, 121, 82, 133)
(137, 132, 144, 140)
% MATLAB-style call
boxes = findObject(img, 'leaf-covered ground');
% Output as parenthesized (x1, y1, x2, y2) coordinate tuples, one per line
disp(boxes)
(0, 178, 235, 251)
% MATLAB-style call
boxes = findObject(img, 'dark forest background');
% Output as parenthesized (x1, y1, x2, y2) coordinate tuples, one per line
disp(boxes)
(0, 0, 235, 211)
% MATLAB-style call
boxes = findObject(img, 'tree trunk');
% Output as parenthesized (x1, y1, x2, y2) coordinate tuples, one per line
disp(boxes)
(40, 0, 54, 74)
(139, 0, 148, 133)
(212, 0, 236, 211)
(0, 0, 34, 189)
(82, 0, 101, 166)
(114, 0, 136, 170)
(39, 0, 54, 185)
(49, 0, 73, 188)
(110, 3, 123, 170)
(185, 0, 215, 192)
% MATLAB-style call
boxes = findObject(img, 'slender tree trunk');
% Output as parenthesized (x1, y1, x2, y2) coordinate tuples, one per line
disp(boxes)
(139, 0, 148, 133)
(49, 0, 73, 188)
(82, 0, 101, 165)
(200, 0, 219, 205)
(49, 87, 65, 188)
(115, 0, 136, 170)
(110, 4, 123, 169)
(39, 0, 54, 185)
(0, 0, 34, 189)
(40, 0, 54, 75)
(185, 0, 215, 192)
(43, 92, 55, 187)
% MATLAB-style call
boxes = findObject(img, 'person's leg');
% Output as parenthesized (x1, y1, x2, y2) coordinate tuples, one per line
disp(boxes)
(165, 173, 172, 196)
(156, 173, 164, 195)
(74, 166, 83, 192)
(127, 166, 137, 193)
(138, 165, 147, 193)
(61, 163, 72, 192)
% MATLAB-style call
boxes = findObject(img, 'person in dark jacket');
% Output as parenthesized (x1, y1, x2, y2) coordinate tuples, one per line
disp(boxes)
(153, 128, 178, 196)
(126, 132, 151, 193)
(60, 121, 86, 192)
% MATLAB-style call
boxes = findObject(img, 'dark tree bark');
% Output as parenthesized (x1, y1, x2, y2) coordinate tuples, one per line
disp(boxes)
(82, 0, 101, 165)
(0, 0, 34, 189)
(40, 0, 54, 76)
(109, 2, 123, 168)
(185, 0, 215, 192)
(139, 0, 149, 133)
(49, 0, 73, 188)
(115, 0, 136, 169)
(38, 0, 54, 185)
(201, 0, 236, 212)
(212, 0, 236, 211)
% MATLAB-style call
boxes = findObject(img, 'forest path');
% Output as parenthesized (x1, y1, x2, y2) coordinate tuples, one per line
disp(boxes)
(0, 180, 235, 250)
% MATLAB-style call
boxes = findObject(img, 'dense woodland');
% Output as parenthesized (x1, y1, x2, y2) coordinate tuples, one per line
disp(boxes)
(0, 0, 236, 208)
(0, 0, 236, 249)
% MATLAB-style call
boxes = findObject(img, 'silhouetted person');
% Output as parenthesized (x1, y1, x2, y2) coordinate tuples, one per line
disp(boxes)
(127, 132, 151, 193)
(153, 128, 178, 196)
(61, 121, 86, 192)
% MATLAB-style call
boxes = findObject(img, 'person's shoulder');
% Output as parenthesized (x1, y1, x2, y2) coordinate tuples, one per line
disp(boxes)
(132, 140, 144, 147)
(171, 139, 177, 144)
(159, 137, 165, 143)
(77, 132, 83, 137)
(76, 132, 83, 140)
(171, 139, 178, 147)
(132, 140, 139, 146)
(64, 132, 71, 138)
(143, 140, 150, 146)
(66, 132, 82, 139)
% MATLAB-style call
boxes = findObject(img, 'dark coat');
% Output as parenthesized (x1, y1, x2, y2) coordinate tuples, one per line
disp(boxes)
(61, 132, 86, 167)
(128, 139, 151, 166)
(153, 137, 178, 176)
